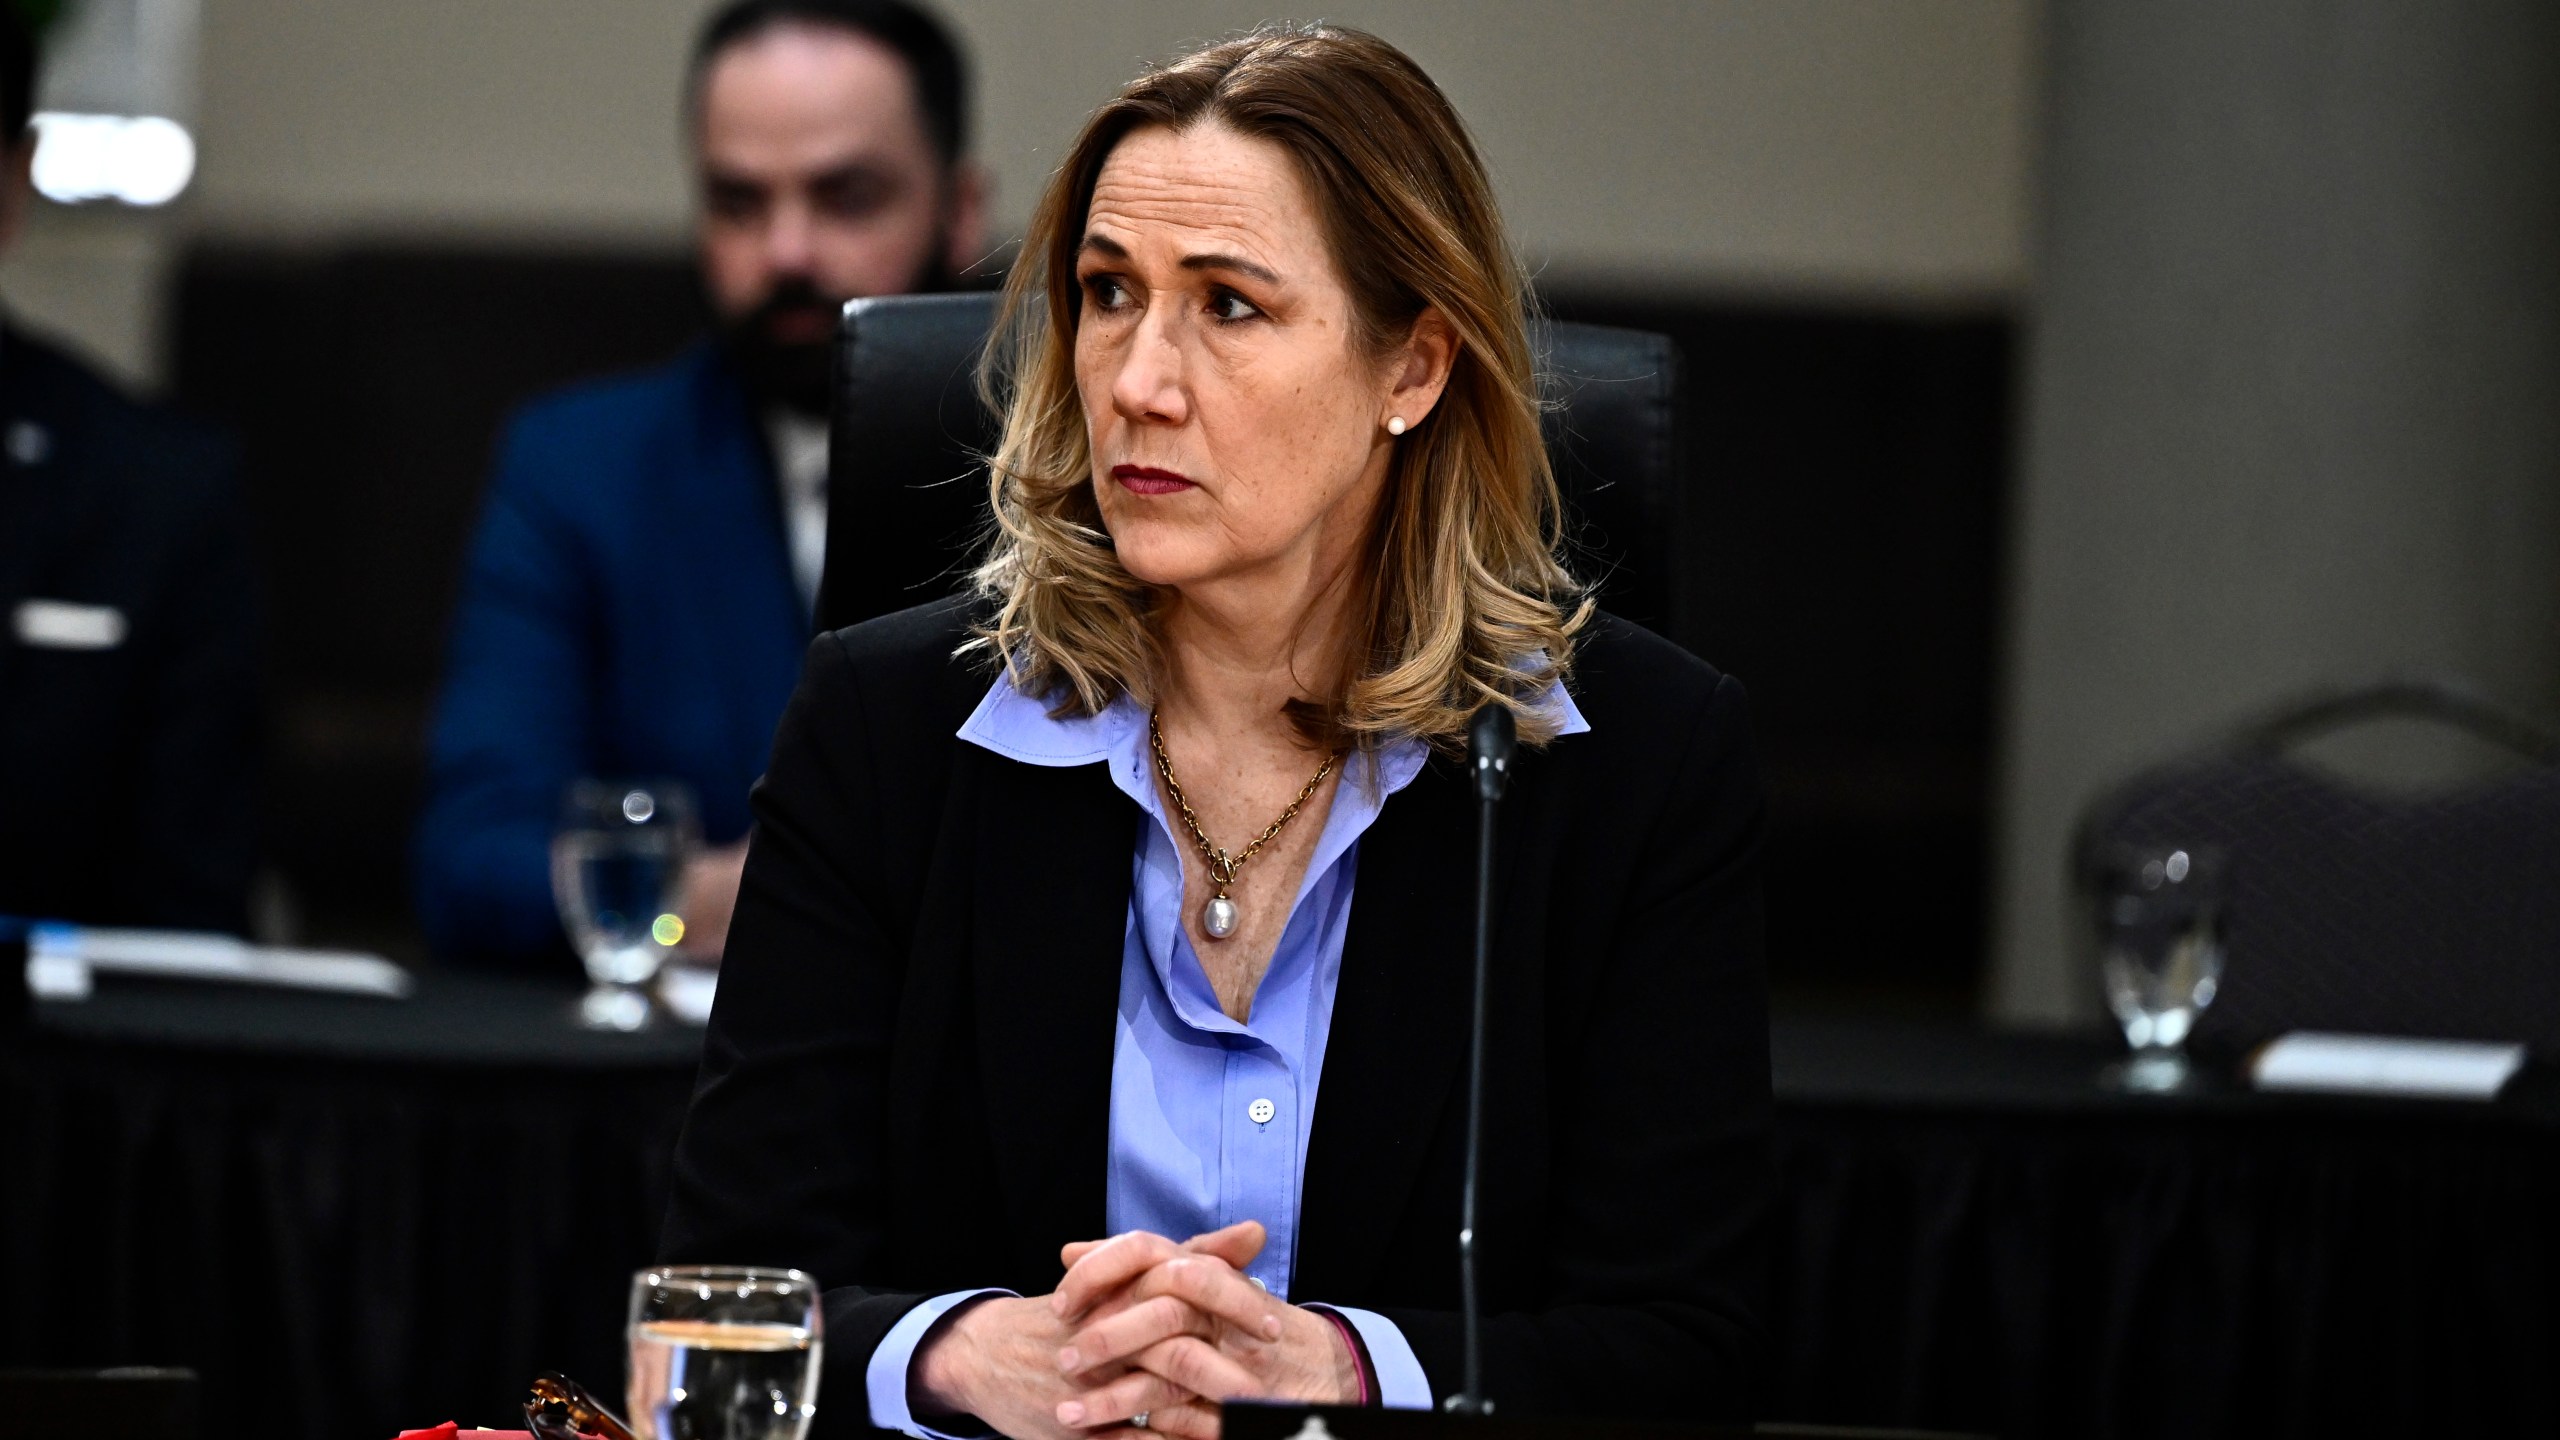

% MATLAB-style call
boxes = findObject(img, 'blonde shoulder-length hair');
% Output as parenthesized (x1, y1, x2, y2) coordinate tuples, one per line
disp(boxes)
(969, 23, 1589, 752)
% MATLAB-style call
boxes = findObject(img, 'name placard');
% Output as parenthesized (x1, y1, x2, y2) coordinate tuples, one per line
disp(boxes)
(2252, 1031, 2526, 1100)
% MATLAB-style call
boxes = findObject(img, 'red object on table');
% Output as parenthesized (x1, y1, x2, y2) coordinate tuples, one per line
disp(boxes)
(393, 1426, 532, 1440)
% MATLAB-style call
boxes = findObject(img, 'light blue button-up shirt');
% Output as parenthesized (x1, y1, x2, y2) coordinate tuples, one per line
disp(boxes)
(864, 670, 1586, 1435)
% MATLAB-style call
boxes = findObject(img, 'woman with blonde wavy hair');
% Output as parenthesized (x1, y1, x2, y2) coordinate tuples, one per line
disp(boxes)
(664, 23, 1772, 1440)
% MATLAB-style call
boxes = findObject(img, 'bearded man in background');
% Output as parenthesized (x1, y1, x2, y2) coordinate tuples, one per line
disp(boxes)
(415, 0, 984, 970)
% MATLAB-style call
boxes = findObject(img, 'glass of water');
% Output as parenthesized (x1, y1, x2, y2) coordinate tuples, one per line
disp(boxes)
(628, 1266, 822, 1440)
(2092, 842, 2227, 1092)
(552, 779, 699, 1031)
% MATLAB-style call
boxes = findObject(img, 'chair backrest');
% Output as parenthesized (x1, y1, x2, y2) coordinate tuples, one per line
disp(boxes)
(815, 291, 1682, 635)
(2077, 678, 2560, 1053)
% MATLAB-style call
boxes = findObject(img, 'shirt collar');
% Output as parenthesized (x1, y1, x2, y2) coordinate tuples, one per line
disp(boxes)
(763, 410, 830, 501)
(956, 663, 1589, 774)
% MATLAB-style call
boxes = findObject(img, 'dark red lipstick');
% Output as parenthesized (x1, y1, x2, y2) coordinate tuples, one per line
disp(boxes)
(1111, 464, 1198, 495)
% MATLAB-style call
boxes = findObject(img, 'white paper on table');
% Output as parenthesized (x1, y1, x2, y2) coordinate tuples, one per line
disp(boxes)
(25, 924, 413, 1001)
(658, 964, 719, 1026)
(2251, 1031, 2526, 1101)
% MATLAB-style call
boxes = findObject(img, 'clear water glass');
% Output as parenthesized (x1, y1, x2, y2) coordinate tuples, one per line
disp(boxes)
(552, 779, 699, 1031)
(628, 1266, 822, 1440)
(2093, 843, 2227, 1092)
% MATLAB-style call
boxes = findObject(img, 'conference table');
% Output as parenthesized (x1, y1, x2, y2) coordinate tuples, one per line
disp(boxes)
(6, 974, 2555, 1440)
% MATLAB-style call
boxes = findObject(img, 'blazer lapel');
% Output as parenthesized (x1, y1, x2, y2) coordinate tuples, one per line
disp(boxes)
(0, 454, 52, 609)
(0, 340, 68, 692)
(970, 752, 1139, 1285)
(1298, 755, 1477, 1296)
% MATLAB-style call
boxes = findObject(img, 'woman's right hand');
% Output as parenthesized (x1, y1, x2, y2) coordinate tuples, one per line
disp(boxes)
(913, 1294, 1106, 1440)
(913, 1223, 1266, 1439)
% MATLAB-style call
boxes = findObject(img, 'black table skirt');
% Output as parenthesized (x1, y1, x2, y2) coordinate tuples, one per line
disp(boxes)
(8, 985, 2558, 1440)
(3, 979, 695, 1440)
(1772, 1102, 2560, 1438)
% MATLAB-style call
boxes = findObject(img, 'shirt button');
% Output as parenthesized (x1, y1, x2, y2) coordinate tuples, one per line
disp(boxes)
(1248, 1098, 1276, 1125)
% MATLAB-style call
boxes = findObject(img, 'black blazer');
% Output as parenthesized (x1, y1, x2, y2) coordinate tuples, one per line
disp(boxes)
(0, 325, 258, 933)
(662, 596, 1773, 1432)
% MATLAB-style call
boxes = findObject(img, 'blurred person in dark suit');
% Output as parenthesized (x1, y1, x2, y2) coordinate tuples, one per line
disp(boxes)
(0, 10, 260, 936)
(415, 0, 984, 969)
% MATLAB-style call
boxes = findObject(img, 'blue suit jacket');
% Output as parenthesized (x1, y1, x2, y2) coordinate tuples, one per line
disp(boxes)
(416, 342, 808, 966)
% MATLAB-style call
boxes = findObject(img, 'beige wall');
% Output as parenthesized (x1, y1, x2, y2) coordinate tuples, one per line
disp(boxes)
(178, 0, 2035, 298)
(0, 209, 172, 389)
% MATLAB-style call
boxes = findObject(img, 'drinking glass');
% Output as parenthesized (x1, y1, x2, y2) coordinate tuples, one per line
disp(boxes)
(2092, 842, 2227, 1092)
(552, 779, 699, 1031)
(628, 1266, 822, 1440)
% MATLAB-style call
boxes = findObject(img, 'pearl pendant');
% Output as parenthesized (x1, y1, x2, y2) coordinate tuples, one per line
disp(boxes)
(1203, 895, 1240, 940)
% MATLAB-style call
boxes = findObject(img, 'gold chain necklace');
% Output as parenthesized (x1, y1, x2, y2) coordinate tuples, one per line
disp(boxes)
(1148, 710, 1338, 940)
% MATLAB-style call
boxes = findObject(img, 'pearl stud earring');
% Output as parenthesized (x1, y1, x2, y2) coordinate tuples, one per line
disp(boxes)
(1386, 416, 1408, 436)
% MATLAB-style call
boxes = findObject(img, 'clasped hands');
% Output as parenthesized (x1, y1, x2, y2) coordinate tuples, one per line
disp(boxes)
(913, 1219, 1361, 1439)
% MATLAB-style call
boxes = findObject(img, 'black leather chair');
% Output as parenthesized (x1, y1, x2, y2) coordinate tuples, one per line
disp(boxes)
(815, 291, 1682, 635)
(2077, 678, 2560, 1053)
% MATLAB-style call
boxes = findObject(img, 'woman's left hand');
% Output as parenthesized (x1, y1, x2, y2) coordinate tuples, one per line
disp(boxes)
(1050, 1229, 1361, 1435)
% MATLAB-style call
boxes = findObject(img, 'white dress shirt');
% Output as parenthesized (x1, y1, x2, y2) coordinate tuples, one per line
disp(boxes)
(765, 409, 831, 616)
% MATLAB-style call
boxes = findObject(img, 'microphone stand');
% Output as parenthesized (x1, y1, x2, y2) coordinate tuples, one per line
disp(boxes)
(1449, 703, 1516, 1417)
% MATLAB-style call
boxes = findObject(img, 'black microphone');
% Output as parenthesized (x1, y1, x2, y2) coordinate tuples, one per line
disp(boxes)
(1449, 702, 1516, 1416)
(1469, 703, 1516, 804)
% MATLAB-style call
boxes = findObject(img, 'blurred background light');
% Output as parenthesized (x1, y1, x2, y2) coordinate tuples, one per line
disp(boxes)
(29, 110, 195, 205)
